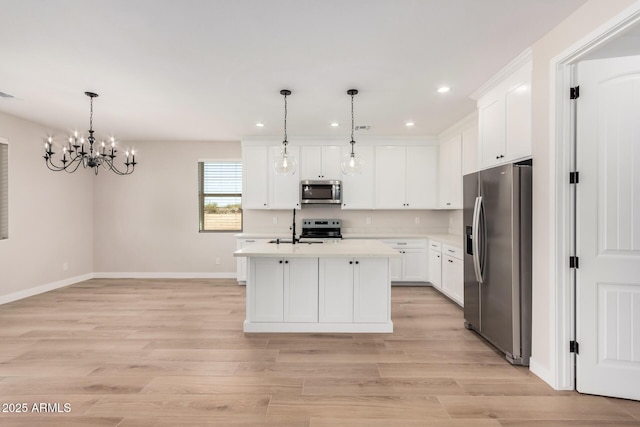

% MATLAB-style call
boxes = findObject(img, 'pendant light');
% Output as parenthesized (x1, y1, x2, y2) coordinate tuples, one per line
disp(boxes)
(273, 89, 297, 175)
(341, 89, 363, 175)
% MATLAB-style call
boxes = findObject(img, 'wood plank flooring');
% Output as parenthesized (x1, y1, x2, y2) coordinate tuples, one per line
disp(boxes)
(0, 278, 638, 426)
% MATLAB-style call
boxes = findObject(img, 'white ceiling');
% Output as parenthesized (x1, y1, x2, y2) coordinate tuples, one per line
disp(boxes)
(0, 0, 588, 142)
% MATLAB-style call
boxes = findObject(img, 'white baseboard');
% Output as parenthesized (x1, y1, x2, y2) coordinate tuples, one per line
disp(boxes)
(529, 357, 559, 390)
(93, 272, 236, 279)
(0, 273, 94, 305)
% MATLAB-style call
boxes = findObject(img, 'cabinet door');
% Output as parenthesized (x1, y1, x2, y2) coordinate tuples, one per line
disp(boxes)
(479, 95, 506, 169)
(269, 146, 301, 209)
(341, 145, 374, 209)
(243, 146, 269, 209)
(389, 253, 402, 282)
(439, 134, 462, 209)
(354, 258, 389, 323)
(375, 146, 406, 209)
(442, 255, 463, 306)
(300, 146, 323, 180)
(402, 248, 428, 281)
(428, 248, 442, 289)
(249, 258, 284, 322)
(505, 80, 531, 161)
(462, 122, 479, 175)
(406, 146, 438, 209)
(321, 146, 343, 180)
(319, 258, 354, 323)
(284, 258, 318, 322)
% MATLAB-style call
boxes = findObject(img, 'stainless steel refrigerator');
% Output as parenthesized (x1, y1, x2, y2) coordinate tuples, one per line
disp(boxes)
(463, 160, 532, 366)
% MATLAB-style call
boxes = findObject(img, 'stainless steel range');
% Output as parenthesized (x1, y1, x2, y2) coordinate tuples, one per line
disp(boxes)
(299, 219, 342, 241)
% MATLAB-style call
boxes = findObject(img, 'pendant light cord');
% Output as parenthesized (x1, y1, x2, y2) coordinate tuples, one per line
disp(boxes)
(350, 91, 355, 155)
(283, 92, 288, 153)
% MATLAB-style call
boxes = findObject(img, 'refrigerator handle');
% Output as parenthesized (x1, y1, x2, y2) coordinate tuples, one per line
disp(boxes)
(478, 195, 487, 281)
(472, 196, 483, 284)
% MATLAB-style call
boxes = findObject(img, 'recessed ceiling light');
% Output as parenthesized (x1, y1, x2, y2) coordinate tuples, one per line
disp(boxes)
(256, 122, 265, 127)
(330, 122, 339, 127)
(437, 86, 450, 93)
(405, 122, 415, 127)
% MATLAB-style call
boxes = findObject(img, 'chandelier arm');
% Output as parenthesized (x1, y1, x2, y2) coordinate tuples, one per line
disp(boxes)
(65, 158, 85, 173)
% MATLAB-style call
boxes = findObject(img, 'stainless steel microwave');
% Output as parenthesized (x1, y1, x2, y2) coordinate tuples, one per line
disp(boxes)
(300, 180, 342, 205)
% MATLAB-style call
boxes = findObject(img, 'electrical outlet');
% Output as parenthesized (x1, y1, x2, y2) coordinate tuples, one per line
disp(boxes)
(215, 258, 221, 265)
(365, 217, 371, 225)
(415, 217, 420, 225)
(273, 216, 278, 224)
(62, 262, 68, 272)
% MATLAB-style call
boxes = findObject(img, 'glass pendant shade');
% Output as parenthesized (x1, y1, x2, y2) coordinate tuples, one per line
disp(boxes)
(341, 150, 363, 175)
(273, 149, 297, 175)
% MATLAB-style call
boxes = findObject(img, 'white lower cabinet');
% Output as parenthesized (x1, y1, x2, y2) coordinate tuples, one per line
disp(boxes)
(319, 257, 389, 323)
(318, 258, 354, 322)
(428, 247, 442, 289)
(284, 258, 318, 322)
(441, 244, 463, 306)
(248, 258, 285, 322)
(382, 240, 428, 282)
(249, 257, 318, 322)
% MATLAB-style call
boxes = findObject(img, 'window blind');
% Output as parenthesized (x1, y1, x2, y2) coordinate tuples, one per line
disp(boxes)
(199, 161, 242, 232)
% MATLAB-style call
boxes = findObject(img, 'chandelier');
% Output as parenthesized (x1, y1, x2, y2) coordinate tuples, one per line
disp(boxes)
(43, 91, 136, 175)
(341, 89, 363, 175)
(273, 89, 297, 175)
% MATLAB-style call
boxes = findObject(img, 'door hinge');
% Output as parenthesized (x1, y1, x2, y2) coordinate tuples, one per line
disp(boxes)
(569, 171, 579, 184)
(570, 256, 579, 269)
(570, 86, 580, 99)
(570, 340, 579, 354)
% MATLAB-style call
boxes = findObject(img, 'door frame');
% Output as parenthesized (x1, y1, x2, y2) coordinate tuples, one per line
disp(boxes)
(549, 2, 640, 390)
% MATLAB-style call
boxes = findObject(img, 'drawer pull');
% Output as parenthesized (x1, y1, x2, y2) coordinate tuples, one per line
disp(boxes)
(448, 259, 453, 263)
(246, 240, 255, 243)
(448, 249, 455, 253)
(397, 243, 407, 245)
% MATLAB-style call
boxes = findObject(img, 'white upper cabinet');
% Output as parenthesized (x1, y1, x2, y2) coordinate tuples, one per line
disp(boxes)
(242, 145, 269, 209)
(243, 145, 300, 210)
(375, 145, 438, 209)
(301, 145, 342, 180)
(438, 133, 462, 209)
(341, 145, 374, 210)
(461, 120, 479, 175)
(474, 49, 532, 170)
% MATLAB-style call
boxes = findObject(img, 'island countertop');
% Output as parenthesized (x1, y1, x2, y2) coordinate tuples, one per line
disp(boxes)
(233, 239, 401, 258)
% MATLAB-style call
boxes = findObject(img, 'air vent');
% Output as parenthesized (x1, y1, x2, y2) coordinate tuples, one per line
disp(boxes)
(354, 125, 371, 131)
(0, 91, 15, 99)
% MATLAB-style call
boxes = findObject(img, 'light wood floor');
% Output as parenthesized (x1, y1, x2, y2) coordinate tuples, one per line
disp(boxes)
(0, 279, 638, 426)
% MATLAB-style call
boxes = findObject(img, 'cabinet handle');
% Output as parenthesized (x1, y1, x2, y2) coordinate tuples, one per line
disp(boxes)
(279, 260, 283, 264)
(397, 243, 407, 245)
(437, 255, 440, 258)
(446, 203, 451, 206)
(448, 259, 453, 263)
(496, 156, 500, 160)
(448, 249, 455, 253)
(355, 261, 359, 264)
(246, 240, 255, 243)
(349, 261, 353, 264)
(285, 260, 289, 264)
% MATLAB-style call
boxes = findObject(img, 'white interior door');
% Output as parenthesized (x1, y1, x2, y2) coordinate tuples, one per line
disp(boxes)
(576, 56, 640, 400)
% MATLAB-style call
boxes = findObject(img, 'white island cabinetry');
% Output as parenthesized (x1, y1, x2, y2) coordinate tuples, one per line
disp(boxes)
(235, 240, 396, 333)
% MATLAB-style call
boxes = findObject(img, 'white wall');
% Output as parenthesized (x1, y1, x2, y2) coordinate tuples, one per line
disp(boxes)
(93, 140, 241, 276)
(529, 0, 636, 385)
(0, 112, 94, 302)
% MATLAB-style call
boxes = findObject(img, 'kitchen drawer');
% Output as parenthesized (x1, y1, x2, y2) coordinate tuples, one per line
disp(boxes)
(442, 243, 462, 260)
(428, 240, 442, 252)
(382, 239, 427, 249)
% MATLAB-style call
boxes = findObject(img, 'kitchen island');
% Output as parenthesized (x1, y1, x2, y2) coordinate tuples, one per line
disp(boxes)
(233, 239, 399, 333)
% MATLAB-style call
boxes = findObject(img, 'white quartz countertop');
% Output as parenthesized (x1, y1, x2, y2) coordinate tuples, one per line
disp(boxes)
(234, 239, 401, 258)
(235, 232, 463, 249)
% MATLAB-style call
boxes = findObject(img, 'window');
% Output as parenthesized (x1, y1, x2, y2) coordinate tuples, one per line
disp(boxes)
(0, 138, 7, 240)
(199, 161, 242, 232)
